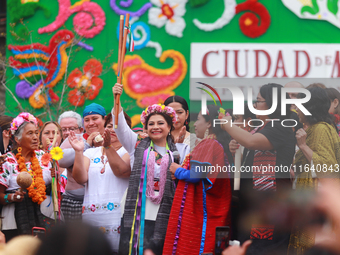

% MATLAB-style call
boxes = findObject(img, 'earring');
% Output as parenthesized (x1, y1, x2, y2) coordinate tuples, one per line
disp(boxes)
(204, 129, 209, 139)
(185, 120, 188, 125)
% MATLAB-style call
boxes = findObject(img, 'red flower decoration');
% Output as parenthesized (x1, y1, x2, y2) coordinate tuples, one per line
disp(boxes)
(236, 0, 271, 38)
(7, 158, 16, 164)
(67, 59, 103, 106)
(41, 153, 52, 167)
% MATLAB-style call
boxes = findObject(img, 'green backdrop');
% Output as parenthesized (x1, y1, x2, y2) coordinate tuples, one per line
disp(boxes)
(6, 0, 340, 123)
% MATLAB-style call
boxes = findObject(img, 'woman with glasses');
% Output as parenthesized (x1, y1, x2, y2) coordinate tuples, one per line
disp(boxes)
(221, 83, 296, 255)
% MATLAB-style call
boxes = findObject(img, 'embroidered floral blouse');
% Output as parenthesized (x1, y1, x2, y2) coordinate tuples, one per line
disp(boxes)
(0, 150, 52, 191)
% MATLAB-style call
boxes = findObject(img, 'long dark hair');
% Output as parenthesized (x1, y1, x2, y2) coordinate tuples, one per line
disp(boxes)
(145, 112, 175, 142)
(260, 83, 290, 120)
(0, 115, 14, 154)
(325, 88, 340, 115)
(203, 105, 233, 164)
(164, 95, 190, 131)
(298, 87, 336, 129)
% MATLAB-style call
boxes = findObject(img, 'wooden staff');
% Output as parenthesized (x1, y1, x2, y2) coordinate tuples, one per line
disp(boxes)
(115, 13, 130, 128)
(48, 127, 59, 217)
(234, 145, 243, 190)
(114, 15, 124, 115)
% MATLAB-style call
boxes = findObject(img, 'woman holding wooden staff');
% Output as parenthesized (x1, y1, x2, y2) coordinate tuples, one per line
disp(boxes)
(221, 84, 295, 255)
(0, 113, 52, 241)
(112, 82, 189, 255)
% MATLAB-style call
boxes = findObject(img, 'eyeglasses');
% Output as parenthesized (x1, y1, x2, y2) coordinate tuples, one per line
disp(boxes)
(61, 127, 80, 132)
(254, 100, 266, 107)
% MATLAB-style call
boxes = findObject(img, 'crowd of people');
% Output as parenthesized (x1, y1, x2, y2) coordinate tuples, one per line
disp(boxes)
(0, 81, 339, 255)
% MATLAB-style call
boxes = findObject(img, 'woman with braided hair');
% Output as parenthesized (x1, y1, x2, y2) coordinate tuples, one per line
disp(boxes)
(0, 113, 52, 241)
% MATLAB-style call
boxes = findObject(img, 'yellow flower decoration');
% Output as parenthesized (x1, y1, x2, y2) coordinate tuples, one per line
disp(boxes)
(50, 147, 64, 161)
(161, 105, 165, 110)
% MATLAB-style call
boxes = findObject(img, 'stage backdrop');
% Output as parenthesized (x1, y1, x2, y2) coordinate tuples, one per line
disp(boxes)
(6, 0, 340, 126)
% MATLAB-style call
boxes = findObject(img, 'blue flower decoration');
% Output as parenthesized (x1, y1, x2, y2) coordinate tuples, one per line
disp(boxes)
(107, 202, 114, 211)
(94, 158, 100, 163)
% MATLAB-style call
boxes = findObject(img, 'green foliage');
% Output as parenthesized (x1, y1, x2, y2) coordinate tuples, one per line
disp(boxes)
(327, 0, 339, 15)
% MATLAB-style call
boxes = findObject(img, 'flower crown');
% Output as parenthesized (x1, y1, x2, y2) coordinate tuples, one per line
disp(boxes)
(10, 112, 38, 134)
(140, 104, 177, 125)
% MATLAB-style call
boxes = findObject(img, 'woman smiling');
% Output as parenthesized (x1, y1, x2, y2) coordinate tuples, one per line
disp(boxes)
(112, 83, 189, 255)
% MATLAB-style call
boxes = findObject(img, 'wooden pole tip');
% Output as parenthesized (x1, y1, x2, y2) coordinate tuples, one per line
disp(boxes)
(120, 15, 124, 20)
(115, 125, 118, 129)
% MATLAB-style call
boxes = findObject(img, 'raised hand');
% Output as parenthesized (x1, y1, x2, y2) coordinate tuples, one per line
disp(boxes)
(103, 129, 111, 148)
(69, 131, 84, 152)
(175, 126, 186, 143)
(113, 83, 123, 95)
(295, 128, 307, 149)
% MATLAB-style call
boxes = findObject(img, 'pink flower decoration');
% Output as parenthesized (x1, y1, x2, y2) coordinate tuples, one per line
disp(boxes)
(90, 204, 96, 212)
(140, 104, 177, 126)
(10, 112, 38, 134)
(38, 0, 106, 38)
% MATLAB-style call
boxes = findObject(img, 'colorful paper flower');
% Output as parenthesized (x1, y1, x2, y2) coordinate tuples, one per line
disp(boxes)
(90, 204, 96, 212)
(50, 147, 64, 161)
(111, 51, 187, 108)
(140, 104, 177, 125)
(41, 153, 52, 167)
(38, 0, 106, 38)
(148, 0, 188, 37)
(10, 112, 38, 134)
(67, 59, 103, 106)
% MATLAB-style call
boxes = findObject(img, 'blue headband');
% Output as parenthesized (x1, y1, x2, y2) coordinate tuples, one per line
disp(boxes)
(83, 103, 106, 117)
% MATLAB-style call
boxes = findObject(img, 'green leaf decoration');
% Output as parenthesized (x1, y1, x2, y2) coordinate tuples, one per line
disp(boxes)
(189, 0, 210, 8)
(301, 0, 319, 15)
(327, 0, 339, 15)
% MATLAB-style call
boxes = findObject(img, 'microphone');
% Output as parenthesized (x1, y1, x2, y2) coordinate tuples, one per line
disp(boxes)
(173, 151, 180, 164)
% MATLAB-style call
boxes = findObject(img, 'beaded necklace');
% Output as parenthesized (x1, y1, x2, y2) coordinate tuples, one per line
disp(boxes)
(145, 141, 170, 204)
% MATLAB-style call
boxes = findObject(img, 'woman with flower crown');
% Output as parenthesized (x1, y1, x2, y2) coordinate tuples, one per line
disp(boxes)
(112, 83, 190, 255)
(0, 113, 52, 241)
